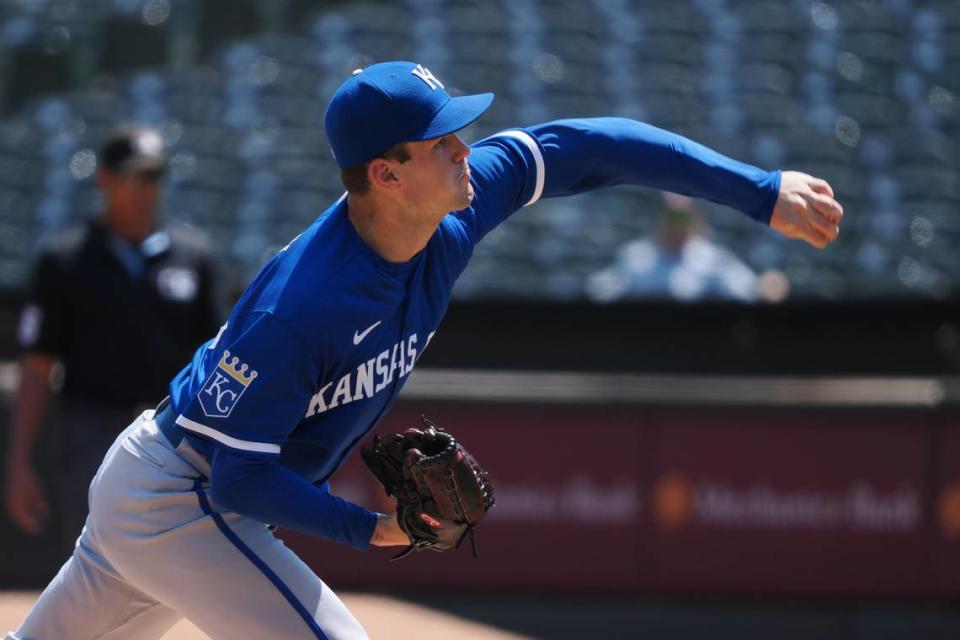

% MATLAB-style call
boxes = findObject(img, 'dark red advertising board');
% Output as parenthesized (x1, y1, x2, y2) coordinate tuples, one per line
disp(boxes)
(934, 422, 960, 595)
(283, 404, 952, 597)
(648, 412, 930, 595)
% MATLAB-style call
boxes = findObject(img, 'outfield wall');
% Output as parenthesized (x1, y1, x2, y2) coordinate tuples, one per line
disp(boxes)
(285, 383, 960, 598)
(2, 369, 959, 599)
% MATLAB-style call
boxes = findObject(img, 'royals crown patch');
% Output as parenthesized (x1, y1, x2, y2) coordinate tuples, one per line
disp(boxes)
(198, 350, 258, 418)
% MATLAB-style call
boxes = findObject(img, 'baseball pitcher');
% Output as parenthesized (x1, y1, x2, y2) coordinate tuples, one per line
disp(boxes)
(8, 61, 842, 639)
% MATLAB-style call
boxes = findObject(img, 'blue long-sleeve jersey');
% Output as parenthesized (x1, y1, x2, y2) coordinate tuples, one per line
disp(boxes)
(166, 118, 781, 549)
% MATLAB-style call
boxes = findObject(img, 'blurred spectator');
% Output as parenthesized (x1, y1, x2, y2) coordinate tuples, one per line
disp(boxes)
(4, 124, 224, 553)
(586, 193, 766, 303)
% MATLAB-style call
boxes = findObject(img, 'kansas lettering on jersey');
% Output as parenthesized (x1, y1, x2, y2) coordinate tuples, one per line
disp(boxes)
(305, 331, 433, 417)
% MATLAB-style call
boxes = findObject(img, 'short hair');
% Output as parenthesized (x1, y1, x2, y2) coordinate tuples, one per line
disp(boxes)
(340, 142, 411, 194)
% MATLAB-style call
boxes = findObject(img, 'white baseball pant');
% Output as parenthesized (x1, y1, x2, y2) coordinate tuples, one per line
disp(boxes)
(6, 411, 367, 640)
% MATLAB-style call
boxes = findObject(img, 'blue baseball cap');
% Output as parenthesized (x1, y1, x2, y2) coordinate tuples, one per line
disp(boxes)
(324, 61, 494, 169)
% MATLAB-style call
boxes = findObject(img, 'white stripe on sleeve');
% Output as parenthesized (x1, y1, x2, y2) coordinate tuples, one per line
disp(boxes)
(495, 130, 545, 207)
(175, 415, 282, 455)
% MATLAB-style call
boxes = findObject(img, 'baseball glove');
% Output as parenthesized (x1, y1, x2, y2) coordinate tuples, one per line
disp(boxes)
(361, 417, 495, 560)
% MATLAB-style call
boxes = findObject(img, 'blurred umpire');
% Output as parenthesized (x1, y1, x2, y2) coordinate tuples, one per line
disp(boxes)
(4, 124, 224, 552)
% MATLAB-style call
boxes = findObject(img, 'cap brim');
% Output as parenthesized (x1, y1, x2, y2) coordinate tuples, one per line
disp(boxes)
(415, 92, 494, 141)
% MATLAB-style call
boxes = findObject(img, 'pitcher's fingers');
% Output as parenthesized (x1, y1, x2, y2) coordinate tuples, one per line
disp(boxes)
(799, 203, 837, 239)
(810, 217, 839, 244)
(802, 225, 833, 249)
(808, 190, 843, 224)
(809, 178, 835, 198)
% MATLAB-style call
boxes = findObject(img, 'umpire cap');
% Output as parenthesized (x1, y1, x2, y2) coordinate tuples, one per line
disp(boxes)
(324, 61, 494, 169)
(99, 124, 167, 176)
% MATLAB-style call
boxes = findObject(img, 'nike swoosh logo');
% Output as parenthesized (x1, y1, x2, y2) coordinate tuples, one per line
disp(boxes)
(353, 321, 382, 346)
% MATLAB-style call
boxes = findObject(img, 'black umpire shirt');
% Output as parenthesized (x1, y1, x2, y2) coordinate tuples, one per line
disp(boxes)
(18, 219, 223, 415)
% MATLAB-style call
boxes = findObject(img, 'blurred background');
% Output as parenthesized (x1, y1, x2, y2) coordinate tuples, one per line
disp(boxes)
(0, 0, 958, 638)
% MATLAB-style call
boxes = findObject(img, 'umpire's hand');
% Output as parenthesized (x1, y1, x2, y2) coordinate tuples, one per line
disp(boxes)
(5, 463, 49, 535)
(770, 171, 844, 249)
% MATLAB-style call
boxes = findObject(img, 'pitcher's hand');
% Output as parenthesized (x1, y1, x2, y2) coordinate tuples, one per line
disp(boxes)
(770, 171, 844, 248)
